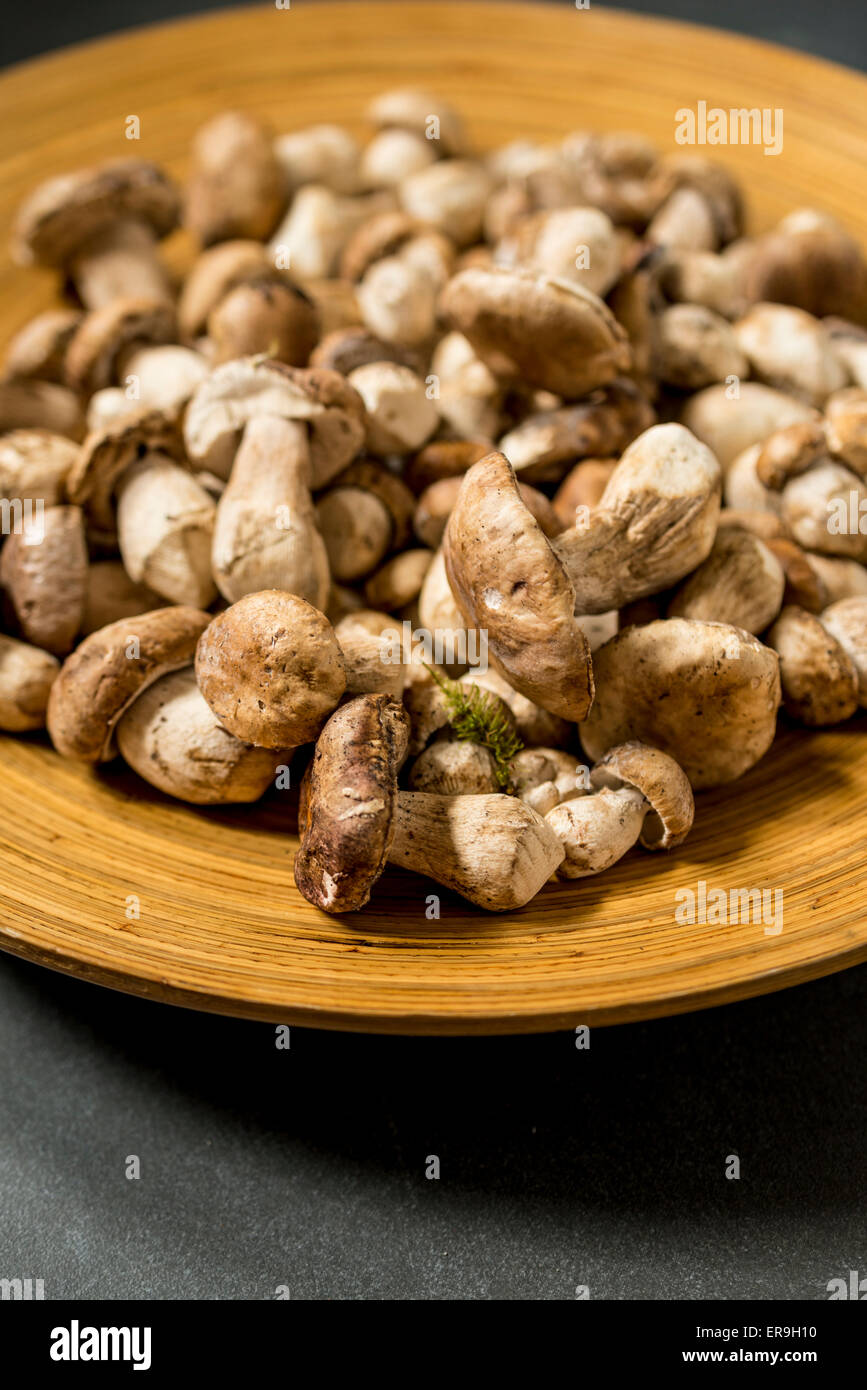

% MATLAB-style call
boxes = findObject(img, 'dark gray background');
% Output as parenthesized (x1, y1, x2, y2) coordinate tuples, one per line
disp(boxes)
(1, 1, 866, 1301)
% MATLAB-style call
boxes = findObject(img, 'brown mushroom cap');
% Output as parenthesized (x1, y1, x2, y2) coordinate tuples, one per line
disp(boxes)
(184, 111, 286, 245)
(207, 278, 320, 367)
(768, 605, 859, 725)
(0, 380, 85, 441)
(439, 266, 631, 398)
(0, 633, 60, 732)
(66, 409, 184, 537)
(581, 618, 782, 788)
(195, 591, 346, 749)
(309, 325, 424, 377)
(667, 527, 785, 634)
(589, 741, 694, 849)
(443, 449, 594, 721)
(64, 297, 177, 395)
(294, 693, 410, 912)
(177, 239, 274, 339)
(13, 159, 179, 268)
(46, 605, 211, 761)
(183, 357, 366, 487)
(116, 667, 283, 805)
(3, 309, 82, 383)
(0, 505, 88, 655)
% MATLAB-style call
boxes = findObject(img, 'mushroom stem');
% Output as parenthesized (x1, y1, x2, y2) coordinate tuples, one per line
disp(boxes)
(388, 790, 565, 911)
(116, 452, 218, 609)
(211, 413, 330, 607)
(70, 219, 172, 310)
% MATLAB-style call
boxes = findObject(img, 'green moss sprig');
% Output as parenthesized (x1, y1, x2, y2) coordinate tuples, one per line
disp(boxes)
(424, 666, 524, 792)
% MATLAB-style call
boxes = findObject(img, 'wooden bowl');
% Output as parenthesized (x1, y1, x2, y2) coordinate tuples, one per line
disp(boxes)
(1, 2, 866, 1034)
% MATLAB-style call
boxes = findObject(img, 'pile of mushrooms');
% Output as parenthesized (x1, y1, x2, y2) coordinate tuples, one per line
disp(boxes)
(2, 94, 866, 913)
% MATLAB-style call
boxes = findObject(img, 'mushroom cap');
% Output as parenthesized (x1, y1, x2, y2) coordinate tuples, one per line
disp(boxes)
(294, 693, 410, 912)
(0, 428, 78, 505)
(66, 408, 184, 536)
(0, 633, 60, 732)
(207, 277, 320, 367)
(309, 324, 424, 377)
(667, 526, 785, 635)
(184, 111, 286, 245)
(768, 605, 859, 725)
(183, 358, 366, 488)
(681, 382, 819, 472)
(195, 590, 346, 749)
(408, 736, 499, 794)
(439, 266, 631, 398)
(116, 666, 284, 805)
(178, 239, 274, 339)
(3, 308, 82, 382)
(14, 159, 179, 267)
(443, 450, 594, 721)
(589, 740, 694, 849)
(64, 297, 177, 395)
(0, 504, 88, 655)
(821, 596, 867, 704)
(581, 618, 782, 788)
(46, 605, 211, 761)
(367, 87, 466, 155)
(0, 379, 85, 440)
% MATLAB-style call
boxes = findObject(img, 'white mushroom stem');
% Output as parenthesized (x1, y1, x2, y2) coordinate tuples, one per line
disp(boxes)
(70, 219, 172, 310)
(116, 667, 285, 805)
(546, 786, 649, 878)
(116, 452, 218, 608)
(211, 414, 330, 607)
(387, 790, 564, 911)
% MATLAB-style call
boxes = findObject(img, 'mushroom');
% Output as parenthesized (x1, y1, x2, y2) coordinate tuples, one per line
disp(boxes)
(177, 240, 274, 340)
(366, 87, 467, 157)
(341, 210, 455, 347)
(184, 358, 366, 605)
(459, 667, 571, 749)
(497, 378, 655, 483)
(314, 459, 415, 583)
(0, 380, 85, 441)
(268, 185, 396, 281)
(407, 735, 500, 794)
(439, 266, 631, 397)
(364, 549, 433, 612)
(655, 303, 748, 390)
(335, 614, 406, 700)
(195, 590, 346, 748)
(2, 309, 82, 383)
(510, 747, 588, 815)
(346, 360, 440, 456)
(767, 605, 859, 726)
(428, 331, 504, 440)
(115, 666, 284, 804)
(309, 325, 424, 377)
(681, 382, 819, 472)
(0, 505, 88, 654)
(499, 206, 624, 297)
(821, 597, 867, 705)
(667, 527, 785, 634)
(0, 633, 60, 732)
(744, 209, 867, 324)
(63, 297, 177, 396)
(546, 741, 694, 877)
(0, 429, 78, 506)
(82, 561, 165, 635)
(184, 111, 285, 245)
(443, 449, 595, 720)
(732, 302, 847, 407)
(552, 458, 617, 528)
(206, 277, 320, 366)
(294, 694, 564, 912)
(13, 158, 179, 309)
(46, 605, 211, 760)
(580, 618, 782, 788)
(275, 124, 362, 196)
(66, 411, 218, 608)
(360, 128, 436, 188)
(399, 159, 492, 247)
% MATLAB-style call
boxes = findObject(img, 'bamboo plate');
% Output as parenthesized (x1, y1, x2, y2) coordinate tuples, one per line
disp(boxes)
(1, 3, 867, 1034)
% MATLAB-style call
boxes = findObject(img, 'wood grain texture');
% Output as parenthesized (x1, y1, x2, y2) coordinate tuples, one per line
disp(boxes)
(1, 2, 866, 1033)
